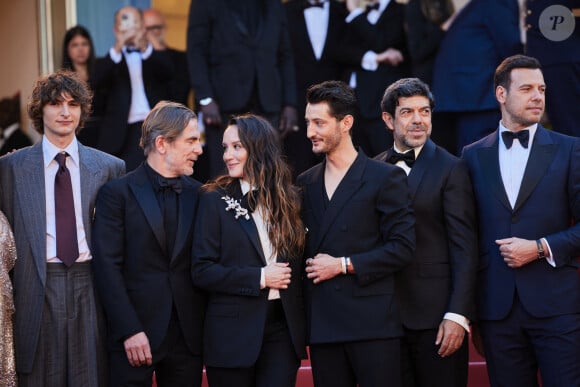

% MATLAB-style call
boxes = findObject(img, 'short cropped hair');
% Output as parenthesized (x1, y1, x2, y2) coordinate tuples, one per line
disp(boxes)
(494, 55, 542, 91)
(381, 78, 435, 116)
(306, 80, 357, 121)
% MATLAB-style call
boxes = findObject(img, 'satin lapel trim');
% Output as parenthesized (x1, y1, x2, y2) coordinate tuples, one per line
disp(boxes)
(238, 214, 267, 265)
(314, 154, 365, 251)
(229, 184, 267, 265)
(407, 140, 435, 201)
(513, 130, 557, 213)
(129, 168, 166, 252)
(171, 179, 196, 262)
(19, 144, 47, 285)
(477, 137, 512, 212)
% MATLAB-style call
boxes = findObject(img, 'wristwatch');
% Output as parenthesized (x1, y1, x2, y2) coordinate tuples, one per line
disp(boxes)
(536, 239, 546, 260)
(199, 97, 213, 106)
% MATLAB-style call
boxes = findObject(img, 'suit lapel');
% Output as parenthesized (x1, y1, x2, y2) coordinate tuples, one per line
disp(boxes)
(171, 178, 197, 262)
(513, 126, 557, 213)
(314, 152, 366, 251)
(407, 139, 435, 200)
(17, 143, 47, 285)
(78, 144, 102, 244)
(477, 131, 512, 211)
(128, 166, 166, 252)
(229, 183, 267, 265)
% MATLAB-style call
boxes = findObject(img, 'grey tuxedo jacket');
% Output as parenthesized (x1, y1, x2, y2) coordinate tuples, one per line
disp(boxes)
(0, 140, 125, 373)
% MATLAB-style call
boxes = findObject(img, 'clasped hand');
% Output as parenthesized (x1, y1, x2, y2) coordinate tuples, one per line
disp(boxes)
(305, 253, 342, 284)
(264, 262, 292, 289)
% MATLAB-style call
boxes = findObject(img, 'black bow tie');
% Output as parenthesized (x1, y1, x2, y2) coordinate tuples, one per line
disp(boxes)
(366, 2, 380, 12)
(387, 149, 415, 168)
(501, 130, 529, 149)
(125, 46, 140, 54)
(157, 176, 182, 194)
(303, 0, 325, 9)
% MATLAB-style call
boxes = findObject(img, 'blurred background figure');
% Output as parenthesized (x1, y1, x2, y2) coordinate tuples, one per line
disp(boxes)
(283, 0, 354, 178)
(92, 6, 173, 171)
(143, 8, 191, 107)
(187, 0, 298, 180)
(404, 0, 455, 86)
(431, 0, 522, 154)
(343, 0, 410, 157)
(525, 0, 580, 137)
(62, 25, 101, 148)
(0, 93, 31, 156)
(0, 210, 17, 387)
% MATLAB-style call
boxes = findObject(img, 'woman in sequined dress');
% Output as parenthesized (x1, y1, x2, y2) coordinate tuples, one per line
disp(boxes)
(0, 210, 16, 387)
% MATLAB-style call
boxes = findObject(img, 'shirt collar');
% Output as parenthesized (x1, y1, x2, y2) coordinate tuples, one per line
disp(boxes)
(2, 123, 20, 139)
(42, 135, 79, 168)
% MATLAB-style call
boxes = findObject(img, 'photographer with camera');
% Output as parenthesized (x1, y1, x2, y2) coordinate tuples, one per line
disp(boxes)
(91, 6, 174, 171)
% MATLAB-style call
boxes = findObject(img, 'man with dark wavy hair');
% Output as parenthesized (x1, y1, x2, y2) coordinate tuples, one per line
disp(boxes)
(0, 69, 125, 386)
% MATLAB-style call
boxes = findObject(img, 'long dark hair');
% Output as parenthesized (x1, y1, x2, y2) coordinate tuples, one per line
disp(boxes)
(61, 25, 95, 75)
(205, 114, 306, 259)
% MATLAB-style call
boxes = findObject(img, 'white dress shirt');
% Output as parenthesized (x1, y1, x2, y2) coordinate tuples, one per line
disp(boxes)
(109, 44, 153, 124)
(498, 121, 555, 266)
(43, 136, 91, 263)
(346, 0, 392, 88)
(304, 1, 330, 60)
(241, 181, 280, 300)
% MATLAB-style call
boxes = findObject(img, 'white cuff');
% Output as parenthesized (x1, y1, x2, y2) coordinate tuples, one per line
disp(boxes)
(443, 312, 470, 332)
(345, 8, 365, 23)
(260, 267, 266, 289)
(542, 238, 556, 267)
(361, 51, 378, 71)
(109, 47, 122, 64)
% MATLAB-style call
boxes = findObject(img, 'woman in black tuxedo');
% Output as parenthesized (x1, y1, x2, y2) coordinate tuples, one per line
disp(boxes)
(192, 114, 307, 387)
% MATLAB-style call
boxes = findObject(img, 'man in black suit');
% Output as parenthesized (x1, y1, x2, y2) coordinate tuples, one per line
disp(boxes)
(375, 78, 478, 387)
(297, 80, 415, 387)
(92, 101, 206, 386)
(187, 0, 298, 179)
(343, 0, 409, 157)
(92, 6, 173, 171)
(284, 0, 354, 177)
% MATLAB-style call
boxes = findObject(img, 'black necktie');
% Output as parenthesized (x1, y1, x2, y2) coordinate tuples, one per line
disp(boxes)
(54, 152, 79, 266)
(366, 2, 380, 12)
(501, 130, 529, 149)
(303, 0, 324, 9)
(387, 150, 415, 168)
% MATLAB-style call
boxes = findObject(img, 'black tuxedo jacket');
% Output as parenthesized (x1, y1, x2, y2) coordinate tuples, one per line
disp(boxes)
(345, 2, 409, 118)
(187, 0, 296, 113)
(92, 164, 205, 355)
(192, 182, 306, 368)
(91, 50, 173, 155)
(297, 151, 415, 344)
(285, 0, 354, 114)
(375, 139, 478, 329)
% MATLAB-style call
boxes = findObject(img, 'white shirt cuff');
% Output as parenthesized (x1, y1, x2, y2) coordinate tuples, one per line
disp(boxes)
(109, 47, 122, 64)
(543, 237, 556, 267)
(260, 267, 266, 289)
(345, 8, 365, 23)
(444, 312, 470, 332)
(361, 51, 378, 71)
